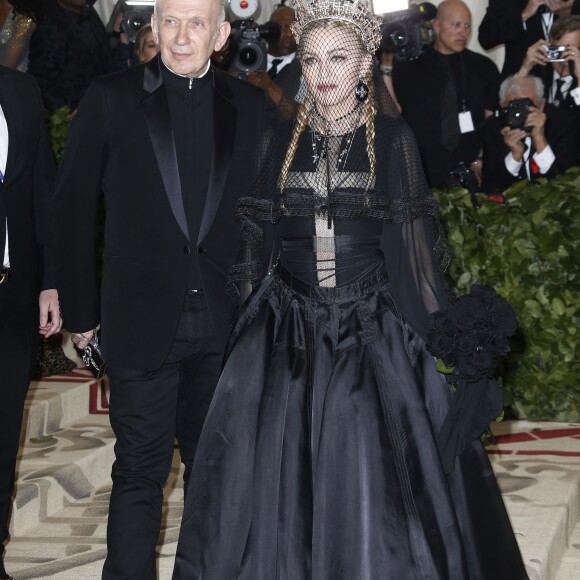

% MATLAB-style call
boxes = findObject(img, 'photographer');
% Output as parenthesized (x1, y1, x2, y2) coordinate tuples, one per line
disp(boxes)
(392, 0, 500, 189)
(518, 15, 580, 150)
(245, 5, 300, 107)
(479, 0, 580, 77)
(479, 74, 577, 192)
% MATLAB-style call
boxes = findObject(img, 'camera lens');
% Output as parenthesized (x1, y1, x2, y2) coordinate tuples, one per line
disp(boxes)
(382, 23, 408, 50)
(233, 40, 266, 72)
(126, 13, 147, 33)
(239, 45, 259, 68)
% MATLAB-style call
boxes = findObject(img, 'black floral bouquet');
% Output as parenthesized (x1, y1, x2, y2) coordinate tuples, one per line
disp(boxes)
(427, 285, 517, 384)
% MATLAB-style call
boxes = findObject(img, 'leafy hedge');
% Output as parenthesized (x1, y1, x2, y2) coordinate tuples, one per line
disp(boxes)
(436, 169, 580, 422)
(46, 109, 580, 421)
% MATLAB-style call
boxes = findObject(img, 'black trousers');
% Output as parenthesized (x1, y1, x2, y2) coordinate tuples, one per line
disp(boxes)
(102, 290, 222, 580)
(0, 285, 37, 570)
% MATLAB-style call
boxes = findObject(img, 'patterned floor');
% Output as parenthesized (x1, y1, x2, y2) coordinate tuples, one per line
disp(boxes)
(3, 353, 580, 579)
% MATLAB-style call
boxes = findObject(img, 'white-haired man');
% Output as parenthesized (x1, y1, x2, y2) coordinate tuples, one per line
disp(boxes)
(479, 74, 577, 192)
(52, 0, 266, 577)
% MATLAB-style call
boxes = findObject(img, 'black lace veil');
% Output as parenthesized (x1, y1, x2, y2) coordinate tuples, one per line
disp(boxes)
(228, 1, 452, 337)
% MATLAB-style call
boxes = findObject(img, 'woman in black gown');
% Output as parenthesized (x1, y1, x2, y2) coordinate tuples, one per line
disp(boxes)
(172, 1, 529, 578)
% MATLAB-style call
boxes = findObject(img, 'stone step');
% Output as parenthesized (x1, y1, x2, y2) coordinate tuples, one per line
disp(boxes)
(8, 374, 580, 580)
(555, 520, 580, 580)
(488, 421, 580, 580)
(6, 456, 184, 580)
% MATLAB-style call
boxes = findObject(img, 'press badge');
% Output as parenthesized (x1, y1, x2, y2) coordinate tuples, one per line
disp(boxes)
(458, 111, 475, 133)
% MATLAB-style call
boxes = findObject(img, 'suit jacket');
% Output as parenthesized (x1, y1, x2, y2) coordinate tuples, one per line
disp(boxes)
(530, 64, 580, 113)
(0, 66, 55, 309)
(479, 104, 578, 193)
(478, 0, 580, 77)
(54, 56, 266, 371)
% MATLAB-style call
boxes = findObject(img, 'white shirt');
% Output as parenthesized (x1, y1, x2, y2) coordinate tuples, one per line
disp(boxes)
(0, 104, 9, 268)
(267, 52, 295, 76)
(550, 70, 580, 107)
(505, 136, 555, 180)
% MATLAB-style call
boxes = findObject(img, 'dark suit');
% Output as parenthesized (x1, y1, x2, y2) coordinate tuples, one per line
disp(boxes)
(530, 64, 580, 153)
(479, 104, 578, 193)
(478, 0, 580, 77)
(0, 67, 55, 576)
(53, 55, 265, 578)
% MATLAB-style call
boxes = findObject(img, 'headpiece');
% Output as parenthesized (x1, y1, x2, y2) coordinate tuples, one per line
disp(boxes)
(292, 0, 383, 55)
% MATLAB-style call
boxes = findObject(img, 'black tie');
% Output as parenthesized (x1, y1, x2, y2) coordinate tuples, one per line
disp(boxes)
(440, 57, 461, 152)
(268, 58, 283, 79)
(553, 78, 566, 106)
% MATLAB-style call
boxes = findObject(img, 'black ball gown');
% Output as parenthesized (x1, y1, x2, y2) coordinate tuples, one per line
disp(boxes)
(172, 114, 529, 579)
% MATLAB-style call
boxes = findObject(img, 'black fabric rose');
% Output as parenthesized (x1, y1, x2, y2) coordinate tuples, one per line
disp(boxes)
(426, 285, 518, 384)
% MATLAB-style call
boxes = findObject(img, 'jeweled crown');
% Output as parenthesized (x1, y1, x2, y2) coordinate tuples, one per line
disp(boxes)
(291, 0, 383, 54)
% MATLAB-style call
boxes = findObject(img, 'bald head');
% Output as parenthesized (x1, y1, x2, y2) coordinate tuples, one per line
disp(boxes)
(433, 0, 471, 55)
(269, 5, 297, 57)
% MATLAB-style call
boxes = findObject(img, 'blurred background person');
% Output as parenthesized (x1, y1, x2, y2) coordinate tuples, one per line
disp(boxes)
(0, 0, 45, 71)
(27, 0, 114, 111)
(246, 5, 300, 107)
(479, 0, 580, 78)
(517, 14, 580, 151)
(134, 23, 158, 64)
(393, 0, 500, 189)
(479, 74, 577, 192)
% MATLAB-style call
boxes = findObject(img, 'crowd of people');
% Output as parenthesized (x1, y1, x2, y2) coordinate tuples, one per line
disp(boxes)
(1, 0, 578, 579)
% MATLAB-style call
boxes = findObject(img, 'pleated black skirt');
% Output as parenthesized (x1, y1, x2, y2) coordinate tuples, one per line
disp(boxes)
(172, 267, 528, 580)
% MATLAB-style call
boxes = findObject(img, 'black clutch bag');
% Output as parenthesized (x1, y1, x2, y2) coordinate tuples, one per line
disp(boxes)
(81, 332, 107, 379)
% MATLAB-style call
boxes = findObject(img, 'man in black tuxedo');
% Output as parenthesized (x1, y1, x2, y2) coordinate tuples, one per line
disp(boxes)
(479, 0, 580, 77)
(0, 66, 61, 580)
(52, 0, 265, 577)
(479, 74, 578, 193)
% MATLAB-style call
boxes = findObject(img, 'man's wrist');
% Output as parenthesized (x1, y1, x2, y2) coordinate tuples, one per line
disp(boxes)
(532, 133, 548, 152)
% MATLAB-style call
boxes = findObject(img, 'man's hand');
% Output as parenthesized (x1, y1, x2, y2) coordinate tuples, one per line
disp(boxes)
(245, 71, 284, 106)
(563, 44, 580, 80)
(519, 39, 549, 75)
(526, 105, 548, 151)
(39, 289, 62, 337)
(501, 126, 527, 160)
(71, 329, 95, 351)
(522, 0, 546, 21)
(245, 71, 274, 91)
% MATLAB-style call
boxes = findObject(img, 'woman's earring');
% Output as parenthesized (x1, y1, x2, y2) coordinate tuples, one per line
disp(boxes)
(355, 80, 369, 102)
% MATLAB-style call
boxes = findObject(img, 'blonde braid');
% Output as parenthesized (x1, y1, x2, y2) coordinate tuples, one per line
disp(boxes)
(279, 93, 313, 198)
(363, 69, 377, 194)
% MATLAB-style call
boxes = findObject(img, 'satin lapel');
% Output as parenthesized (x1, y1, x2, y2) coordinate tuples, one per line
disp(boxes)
(198, 71, 237, 245)
(143, 58, 189, 241)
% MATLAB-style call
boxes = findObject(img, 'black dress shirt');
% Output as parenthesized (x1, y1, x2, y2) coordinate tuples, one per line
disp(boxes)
(162, 62, 214, 289)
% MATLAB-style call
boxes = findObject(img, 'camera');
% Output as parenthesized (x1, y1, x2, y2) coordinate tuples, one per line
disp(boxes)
(123, 7, 154, 41)
(543, 44, 566, 62)
(230, 20, 281, 73)
(499, 97, 534, 131)
(107, 1, 153, 43)
(451, 161, 479, 194)
(377, 2, 437, 61)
